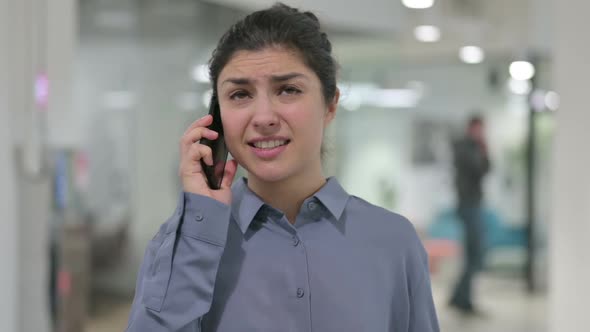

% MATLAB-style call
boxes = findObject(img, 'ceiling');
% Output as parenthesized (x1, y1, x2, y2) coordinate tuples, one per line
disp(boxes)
(202, 0, 554, 65)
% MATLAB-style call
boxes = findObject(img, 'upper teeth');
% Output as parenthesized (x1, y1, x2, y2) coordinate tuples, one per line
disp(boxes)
(254, 140, 287, 149)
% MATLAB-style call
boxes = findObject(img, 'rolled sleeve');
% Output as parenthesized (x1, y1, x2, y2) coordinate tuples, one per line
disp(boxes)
(126, 192, 232, 332)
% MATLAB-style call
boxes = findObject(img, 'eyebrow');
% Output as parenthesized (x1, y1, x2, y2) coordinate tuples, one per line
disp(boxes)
(221, 72, 307, 86)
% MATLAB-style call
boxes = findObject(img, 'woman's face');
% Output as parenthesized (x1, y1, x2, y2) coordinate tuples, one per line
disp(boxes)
(217, 47, 338, 183)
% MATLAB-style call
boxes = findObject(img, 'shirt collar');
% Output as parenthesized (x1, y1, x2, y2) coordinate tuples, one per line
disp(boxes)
(231, 178, 266, 234)
(230, 176, 350, 234)
(313, 177, 349, 221)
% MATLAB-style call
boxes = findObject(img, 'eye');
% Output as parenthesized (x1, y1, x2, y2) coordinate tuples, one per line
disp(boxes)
(279, 85, 302, 96)
(229, 90, 251, 100)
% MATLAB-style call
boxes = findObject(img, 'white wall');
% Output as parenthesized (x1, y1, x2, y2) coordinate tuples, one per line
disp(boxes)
(0, 0, 55, 331)
(47, 0, 79, 148)
(549, 0, 590, 330)
(0, 0, 19, 323)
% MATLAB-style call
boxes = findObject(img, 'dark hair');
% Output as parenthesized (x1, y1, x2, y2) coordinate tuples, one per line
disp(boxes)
(208, 3, 338, 104)
(468, 114, 483, 128)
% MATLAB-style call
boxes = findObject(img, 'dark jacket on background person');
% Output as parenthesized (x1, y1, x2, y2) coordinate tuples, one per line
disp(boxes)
(453, 136, 490, 206)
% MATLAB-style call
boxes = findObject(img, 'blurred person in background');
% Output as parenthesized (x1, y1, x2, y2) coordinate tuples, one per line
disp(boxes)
(125, 3, 439, 332)
(449, 115, 491, 315)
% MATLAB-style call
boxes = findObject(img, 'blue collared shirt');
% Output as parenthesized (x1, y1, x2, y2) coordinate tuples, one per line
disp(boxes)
(126, 177, 439, 331)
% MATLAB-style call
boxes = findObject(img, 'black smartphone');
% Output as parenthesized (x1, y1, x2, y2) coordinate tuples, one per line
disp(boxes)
(199, 94, 228, 190)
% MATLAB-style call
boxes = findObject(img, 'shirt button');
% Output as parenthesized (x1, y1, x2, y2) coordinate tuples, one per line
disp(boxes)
(296, 288, 305, 298)
(292, 236, 300, 247)
(307, 201, 317, 211)
(195, 212, 204, 222)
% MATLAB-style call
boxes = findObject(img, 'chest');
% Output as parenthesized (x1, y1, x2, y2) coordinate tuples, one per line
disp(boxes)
(202, 222, 411, 332)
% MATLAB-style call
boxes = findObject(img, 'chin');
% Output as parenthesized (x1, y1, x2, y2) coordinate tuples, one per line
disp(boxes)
(243, 161, 296, 184)
(251, 168, 291, 183)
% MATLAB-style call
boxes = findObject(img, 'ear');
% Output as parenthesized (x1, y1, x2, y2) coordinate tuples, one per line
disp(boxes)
(324, 88, 340, 127)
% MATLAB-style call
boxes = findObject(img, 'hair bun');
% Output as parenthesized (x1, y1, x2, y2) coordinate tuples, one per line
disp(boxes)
(303, 11, 320, 24)
(320, 32, 332, 53)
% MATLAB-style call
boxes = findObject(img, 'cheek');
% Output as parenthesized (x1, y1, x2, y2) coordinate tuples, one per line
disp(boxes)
(301, 106, 327, 131)
(221, 115, 245, 151)
(292, 112, 326, 147)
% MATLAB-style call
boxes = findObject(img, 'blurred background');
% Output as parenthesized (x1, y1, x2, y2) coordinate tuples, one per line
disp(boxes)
(0, 0, 587, 331)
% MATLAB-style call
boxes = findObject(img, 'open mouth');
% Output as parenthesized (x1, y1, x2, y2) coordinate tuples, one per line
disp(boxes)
(248, 139, 291, 149)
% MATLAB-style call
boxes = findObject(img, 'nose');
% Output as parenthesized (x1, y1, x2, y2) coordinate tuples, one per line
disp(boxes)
(252, 95, 280, 131)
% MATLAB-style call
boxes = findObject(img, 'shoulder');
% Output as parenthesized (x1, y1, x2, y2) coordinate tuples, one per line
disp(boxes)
(347, 196, 413, 229)
(345, 195, 423, 249)
(344, 196, 429, 277)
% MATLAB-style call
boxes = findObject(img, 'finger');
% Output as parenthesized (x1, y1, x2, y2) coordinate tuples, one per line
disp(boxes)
(220, 159, 239, 189)
(183, 114, 213, 136)
(180, 127, 218, 153)
(189, 127, 219, 143)
(188, 143, 213, 166)
(181, 143, 212, 169)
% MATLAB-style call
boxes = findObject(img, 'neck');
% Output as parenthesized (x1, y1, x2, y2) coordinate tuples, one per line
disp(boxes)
(248, 167, 326, 224)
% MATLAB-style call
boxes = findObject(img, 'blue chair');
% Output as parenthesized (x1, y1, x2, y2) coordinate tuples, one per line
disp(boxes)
(428, 207, 526, 250)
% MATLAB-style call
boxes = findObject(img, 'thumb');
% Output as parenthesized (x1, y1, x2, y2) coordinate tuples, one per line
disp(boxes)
(220, 159, 239, 189)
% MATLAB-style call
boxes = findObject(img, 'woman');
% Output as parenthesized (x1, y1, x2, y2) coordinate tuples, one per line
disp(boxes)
(126, 3, 439, 331)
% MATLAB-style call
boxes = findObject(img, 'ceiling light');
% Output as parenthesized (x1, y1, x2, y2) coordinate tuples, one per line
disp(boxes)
(508, 78, 532, 95)
(530, 90, 547, 111)
(509, 61, 535, 80)
(414, 25, 440, 42)
(459, 46, 485, 64)
(402, 0, 435, 9)
(545, 91, 560, 111)
(202, 89, 213, 108)
(373, 89, 421, 108)
(192, 64, 210, 83)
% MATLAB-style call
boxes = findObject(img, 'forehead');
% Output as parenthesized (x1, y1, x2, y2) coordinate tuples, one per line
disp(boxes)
(219, 47, 312, 81)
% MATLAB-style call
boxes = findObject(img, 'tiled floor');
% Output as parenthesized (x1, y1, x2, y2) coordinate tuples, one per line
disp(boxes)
(87, 274, 547, 332)
(433, 276, 547, 332)
(86, 295, 132, 332)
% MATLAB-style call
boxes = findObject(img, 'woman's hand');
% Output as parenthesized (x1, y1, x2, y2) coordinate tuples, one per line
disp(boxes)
(179, 115, 238, 205)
